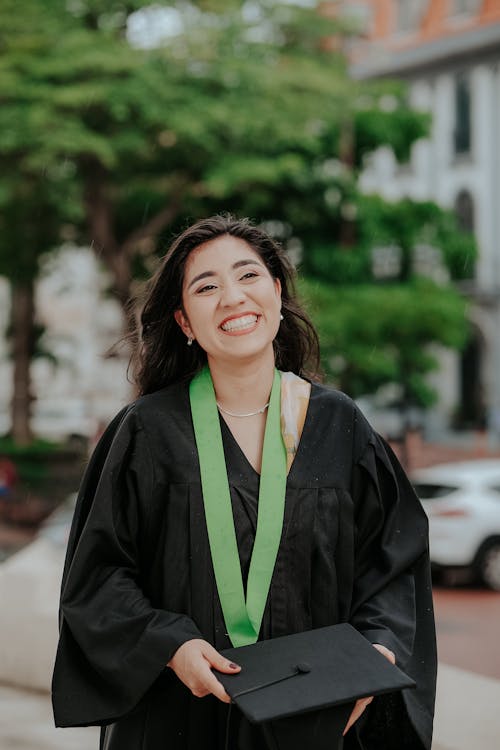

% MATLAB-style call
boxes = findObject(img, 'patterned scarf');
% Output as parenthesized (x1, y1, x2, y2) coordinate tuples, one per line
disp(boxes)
(280, 371, 311, 474)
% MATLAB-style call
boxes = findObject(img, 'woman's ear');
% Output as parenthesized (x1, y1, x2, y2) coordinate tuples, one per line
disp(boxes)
(174, 309, 193, 339)
(274, 277, 282, 302)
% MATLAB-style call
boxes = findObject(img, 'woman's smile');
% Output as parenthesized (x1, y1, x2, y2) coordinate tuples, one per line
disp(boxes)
(219, 313, 260, 335)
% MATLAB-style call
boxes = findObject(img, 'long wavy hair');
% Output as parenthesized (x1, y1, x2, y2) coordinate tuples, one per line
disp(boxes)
(131, 215, 321, 395)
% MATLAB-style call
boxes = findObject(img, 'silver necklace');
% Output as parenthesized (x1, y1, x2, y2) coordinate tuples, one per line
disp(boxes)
(216, 401, 270, 418)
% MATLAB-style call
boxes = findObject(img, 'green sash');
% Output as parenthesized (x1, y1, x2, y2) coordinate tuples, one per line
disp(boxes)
(189, 366, 287, 647)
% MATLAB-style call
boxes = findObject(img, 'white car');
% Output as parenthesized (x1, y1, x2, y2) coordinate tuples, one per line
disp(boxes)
(411, 459, 500, 591)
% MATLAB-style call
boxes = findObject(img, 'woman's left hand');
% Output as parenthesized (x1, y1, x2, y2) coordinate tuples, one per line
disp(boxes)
(342, 643, 396, 736)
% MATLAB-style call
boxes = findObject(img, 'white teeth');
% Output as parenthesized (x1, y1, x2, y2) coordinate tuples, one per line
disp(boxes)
(221, 314, 258, 332)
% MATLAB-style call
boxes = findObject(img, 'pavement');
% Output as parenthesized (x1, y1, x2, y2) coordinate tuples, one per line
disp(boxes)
(0, 686, 98, 749)
(433, 663, 500, 750)
(1, 662, 500, 749)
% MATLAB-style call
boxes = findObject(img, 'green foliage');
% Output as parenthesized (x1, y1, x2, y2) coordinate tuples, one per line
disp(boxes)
(299, 277, 469, 407)
(357, 195, 477, 281)
(0, 0, 476, 415)
(355, 106, 430, 165)
(304, 245, 372, 284)
(0, 436, 61, 455)
(0, 0, 426, 255)
(0, 435, 62, 483)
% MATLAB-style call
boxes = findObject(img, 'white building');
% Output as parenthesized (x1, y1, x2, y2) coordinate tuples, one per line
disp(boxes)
(0, 247, 130, 440)
(344, 0, 500, 436)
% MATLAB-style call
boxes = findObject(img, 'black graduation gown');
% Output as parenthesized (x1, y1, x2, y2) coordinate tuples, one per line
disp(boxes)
(52, 380, 436, 750)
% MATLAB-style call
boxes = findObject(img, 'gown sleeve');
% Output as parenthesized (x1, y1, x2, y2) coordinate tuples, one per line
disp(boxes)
(51, 405, 202, 728)
(348, 427, 437, 750)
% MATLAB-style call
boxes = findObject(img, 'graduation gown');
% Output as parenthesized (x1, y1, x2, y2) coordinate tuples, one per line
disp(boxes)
(52, 379, 436, 750)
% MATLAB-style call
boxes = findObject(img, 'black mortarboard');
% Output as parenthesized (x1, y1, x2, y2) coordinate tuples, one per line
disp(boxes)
(216, 623, 415, 750)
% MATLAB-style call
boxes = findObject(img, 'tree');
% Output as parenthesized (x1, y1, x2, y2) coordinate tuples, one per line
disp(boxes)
(300, 276, 468, 405)
(1, 0, 431, 302)
(0, 173, 78, 442)
(297, 192, 475, 416)
(0, 0, 474, 440)
(0, 2, 84, 442)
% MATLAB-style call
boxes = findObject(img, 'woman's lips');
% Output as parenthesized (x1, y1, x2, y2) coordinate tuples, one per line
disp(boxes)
(220, 313, 259, 334)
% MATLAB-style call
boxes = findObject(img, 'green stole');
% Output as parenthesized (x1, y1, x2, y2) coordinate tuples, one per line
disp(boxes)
(189, 366, 287, 647)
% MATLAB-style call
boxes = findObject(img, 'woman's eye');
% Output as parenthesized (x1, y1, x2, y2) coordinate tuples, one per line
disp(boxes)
(241, 272, 258, 280)
(196, 284, 217, 294)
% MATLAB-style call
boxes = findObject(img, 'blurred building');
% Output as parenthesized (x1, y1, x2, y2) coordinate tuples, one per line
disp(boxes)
(0, 247, 130, 441)
(340, 0, 500, 436)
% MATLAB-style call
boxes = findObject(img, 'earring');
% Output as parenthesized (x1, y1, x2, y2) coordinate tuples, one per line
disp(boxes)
(187, 336, 193, 346)
(280, 313, 284, 321)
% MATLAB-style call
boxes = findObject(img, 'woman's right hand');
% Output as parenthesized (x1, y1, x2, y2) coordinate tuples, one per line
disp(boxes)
(167, 638, 241, 703)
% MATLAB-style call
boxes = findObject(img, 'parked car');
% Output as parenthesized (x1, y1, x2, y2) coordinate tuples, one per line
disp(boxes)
(411, 460, 500, 591)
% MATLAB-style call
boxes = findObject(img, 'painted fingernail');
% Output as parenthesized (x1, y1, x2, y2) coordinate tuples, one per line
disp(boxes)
(229, 662, 240, 669)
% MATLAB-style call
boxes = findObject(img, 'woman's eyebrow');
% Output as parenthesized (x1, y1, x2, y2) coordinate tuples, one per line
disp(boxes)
(232, 258, 263, 270)
(187, 270, 215, 290)
(187, 259, 263, 290)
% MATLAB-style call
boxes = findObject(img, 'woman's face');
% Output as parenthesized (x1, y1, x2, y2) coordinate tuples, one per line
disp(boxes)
(174, 235, 282, 367)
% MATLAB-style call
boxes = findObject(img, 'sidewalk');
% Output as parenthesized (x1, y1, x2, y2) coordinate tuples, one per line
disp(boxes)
(1, 662, 499, 750)
(0, 684, 98, 750)
(433, 663, 500, 750)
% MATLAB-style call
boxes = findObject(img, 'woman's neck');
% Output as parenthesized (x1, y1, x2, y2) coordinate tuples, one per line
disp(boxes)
(207, 352, 276, 414)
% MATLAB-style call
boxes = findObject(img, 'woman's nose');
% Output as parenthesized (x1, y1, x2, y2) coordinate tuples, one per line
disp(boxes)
(220, 282, 245, 307)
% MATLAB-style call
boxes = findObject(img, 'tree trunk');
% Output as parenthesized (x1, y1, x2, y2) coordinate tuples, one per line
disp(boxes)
(10, 281, 34, 445)
(82, 163, 184, 330)
(338, 118, 356, 248)
(106, 250, 134, 312)
(83, 167, 134, 327)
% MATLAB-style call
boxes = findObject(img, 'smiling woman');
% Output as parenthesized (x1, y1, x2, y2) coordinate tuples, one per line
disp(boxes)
(130, 216, 320, 398)
(52, 215, 437, 750)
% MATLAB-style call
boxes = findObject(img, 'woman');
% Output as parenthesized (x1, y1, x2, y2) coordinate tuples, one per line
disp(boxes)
(52, 215, 436, 749)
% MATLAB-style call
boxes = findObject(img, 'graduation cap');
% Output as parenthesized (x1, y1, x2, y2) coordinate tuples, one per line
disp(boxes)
(215, 623, 415, 750)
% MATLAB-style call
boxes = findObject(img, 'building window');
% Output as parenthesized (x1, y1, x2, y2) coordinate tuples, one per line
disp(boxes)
(454, 190, 475, 278)
(455, 189, 475, 233)
(396, 0, 425, 33)
(372, 245, 402, 279)
(457, 328, 485, 430)
(455, 190, 476, 280)
(451, 0, 481, 16)
(454, 73, 471, 155)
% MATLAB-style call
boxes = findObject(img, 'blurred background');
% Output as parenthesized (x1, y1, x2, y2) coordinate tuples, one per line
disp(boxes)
(0, 1, 499, 748)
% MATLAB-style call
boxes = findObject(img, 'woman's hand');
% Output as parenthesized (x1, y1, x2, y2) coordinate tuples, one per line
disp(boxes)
(167, 639, 241, 703)
(342, 643, 396, 736)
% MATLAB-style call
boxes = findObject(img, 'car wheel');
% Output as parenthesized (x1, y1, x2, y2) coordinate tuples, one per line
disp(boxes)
(477, 541, 500, 591)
